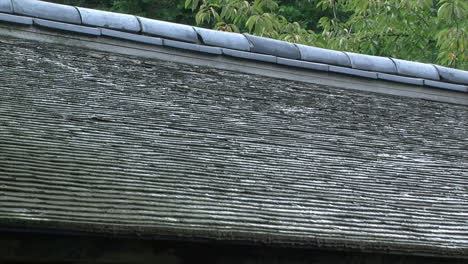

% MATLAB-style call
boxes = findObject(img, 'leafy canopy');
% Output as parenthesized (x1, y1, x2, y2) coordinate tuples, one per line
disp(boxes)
(48, 0, 467, 69)
(186, 0, 467, 70)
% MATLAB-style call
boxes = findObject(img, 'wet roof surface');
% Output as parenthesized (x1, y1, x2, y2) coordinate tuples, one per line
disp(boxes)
(0, 36, 467, 258)
(0, 0, 467, 94)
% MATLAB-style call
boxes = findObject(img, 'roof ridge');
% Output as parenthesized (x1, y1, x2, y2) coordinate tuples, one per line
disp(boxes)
(0, 0, 467, 93)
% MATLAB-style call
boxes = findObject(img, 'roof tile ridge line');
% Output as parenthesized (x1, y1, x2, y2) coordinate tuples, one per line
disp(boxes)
(15, 1, 465, 75)
(388, 57, 400, 75)
(341, 50, 352, 68)
(191, 26, 204, 45)
(9, 0, 14, 13)
(16, 0, 467, 84)
(240, 32, 274, 61)
(135, 16, 143, 34)
(242, 32, 255, 51)
(430, 63, 442, 80)
(388, 56, 398, 73)
(73, 6, 83, 24)
(424, 61, 441, 79)
(293, 43, 303, 63)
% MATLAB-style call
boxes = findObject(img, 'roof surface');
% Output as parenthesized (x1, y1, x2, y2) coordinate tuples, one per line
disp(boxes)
(0, 0, 467, 95)
(0, 31, 467, 259)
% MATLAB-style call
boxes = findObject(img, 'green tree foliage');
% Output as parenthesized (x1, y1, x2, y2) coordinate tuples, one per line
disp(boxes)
(47, 0, 467, 69)
(48, 0, 195, 24)
(186, 0, 467, 69)
(185, 0, 316, 43)
(315, 0, 467, 69)
(277, 0, 334, 31)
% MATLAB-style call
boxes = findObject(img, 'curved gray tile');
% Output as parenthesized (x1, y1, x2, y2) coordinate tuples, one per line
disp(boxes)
(346, 52, 396, 74)
(0, 0, 13, 13)
(392, 59, 440, 81)
(12, 0, 81, 24)
(194, 27, 250, 51)
(297, 44, 351, 67)
(243, 34, 300, 60)
(433, 65, 468, 85)
(139, 17, 198, 44)
(77, 7, 140, 33)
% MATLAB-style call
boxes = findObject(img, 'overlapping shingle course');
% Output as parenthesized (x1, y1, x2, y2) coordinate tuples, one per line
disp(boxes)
(0, 37, 467, 258)
(0, 0, 467, 92)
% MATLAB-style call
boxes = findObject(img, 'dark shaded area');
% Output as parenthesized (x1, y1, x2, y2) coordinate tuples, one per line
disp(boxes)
(0, 231, 464, 264)
(0, 36, 467, 258)
(45, 0, 195, 24)
(43, 0, 338, 32)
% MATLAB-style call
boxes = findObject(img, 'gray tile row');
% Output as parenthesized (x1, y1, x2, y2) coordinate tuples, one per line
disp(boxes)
(0, 0, 467, 91)
(163, 39, 221, 55)
(222, 48, 277, 63)
(277, 57, 329, 72)
(78, 7, 140, 33)
(297, 45, 351, 67)
(12, 0, 81, 24)
(33, 18, 100, 36)
(0, 0, 12, 13)
(377, 73, 424, 86)
(101, 28, 162, 45)
(346, 52, 396, 74)
(139, 17, 198, 43)
(392, 59, 440, 80)
(194, 27, 250, 51)
(434, 65, 468, 85)
(245, 34, 300, 60)
(0, 12, 31, 25)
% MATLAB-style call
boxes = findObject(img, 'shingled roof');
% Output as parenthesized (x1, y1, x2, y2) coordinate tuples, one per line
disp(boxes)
(0, 0, 468, 260)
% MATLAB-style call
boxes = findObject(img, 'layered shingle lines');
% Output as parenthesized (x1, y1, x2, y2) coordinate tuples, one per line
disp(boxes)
(0, 37, 467, 257)
(0, 0, 467, 92)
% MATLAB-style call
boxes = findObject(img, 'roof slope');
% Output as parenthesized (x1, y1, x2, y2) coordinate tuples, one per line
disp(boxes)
(0, 36, 467, 258)
(0, 0, 467, 95)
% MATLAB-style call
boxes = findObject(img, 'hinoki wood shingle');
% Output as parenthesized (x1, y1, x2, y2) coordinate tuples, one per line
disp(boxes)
(0, 36, 467, 258)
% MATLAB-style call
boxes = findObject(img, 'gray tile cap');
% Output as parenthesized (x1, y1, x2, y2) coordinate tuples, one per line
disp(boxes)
(163, 39, 221, 55)
(433, 65, 468, 85)
(77, 7, 140, 33)
(139, 17, 198, 44)
(194, 27, 250, 51)
(101, 28, 161, 46)
(222, 48, 276, 63)
(424, 80, 468, 92)
(0, 0, 13, 13)
(33, 18, 101, 36)
(277, 57, 329, 72)
(392, 58, 440, 81)
(0, 12, 32, 25)
(244, 34, 301, 60)
(346, 52, 397, 74)
(377, 73, 424, 86)
(12, 0, 81, 24)
(330, 66, 378, 79)
(297, 44, 351, 67)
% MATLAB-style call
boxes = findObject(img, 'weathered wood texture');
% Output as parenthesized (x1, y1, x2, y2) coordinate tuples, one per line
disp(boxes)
(0, 36, 467, 258)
